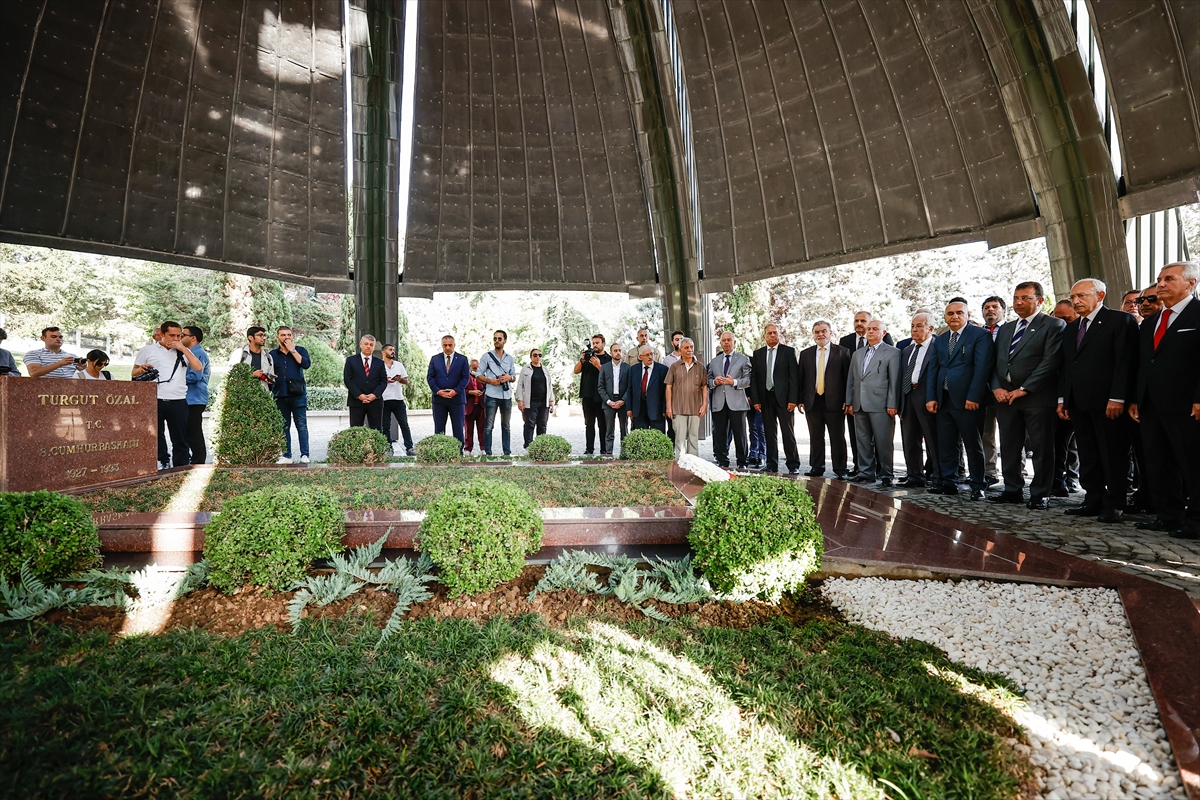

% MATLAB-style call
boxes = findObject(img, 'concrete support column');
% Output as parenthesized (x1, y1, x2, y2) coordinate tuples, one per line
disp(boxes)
(350, 0, 403, 346)
(968, 0, 1131, 298)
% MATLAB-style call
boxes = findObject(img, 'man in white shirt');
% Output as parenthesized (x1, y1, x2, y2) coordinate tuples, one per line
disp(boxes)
(132, 321, 203, 468)
(380, 343, 415, 456)
(598, 343, 631, 456)
(24, 326, 81, 378)
(478, 329, 517, 456)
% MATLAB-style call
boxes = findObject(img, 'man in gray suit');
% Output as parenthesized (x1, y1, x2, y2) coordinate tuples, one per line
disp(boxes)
(598, 343, 631, 456)
(707, 330, 752, 469)
(989, 281, 1066, 509)
(845, 319, 903, 487)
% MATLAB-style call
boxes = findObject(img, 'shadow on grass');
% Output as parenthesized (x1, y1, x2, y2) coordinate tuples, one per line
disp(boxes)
(0, 611, 1031, 799)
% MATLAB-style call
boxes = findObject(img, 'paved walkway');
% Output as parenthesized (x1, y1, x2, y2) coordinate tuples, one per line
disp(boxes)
(199, 410, 1200, 600)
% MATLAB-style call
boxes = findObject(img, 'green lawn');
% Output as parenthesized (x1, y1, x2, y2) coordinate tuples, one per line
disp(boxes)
(77, 465, 687, 513)
(0, 612, 1031, 799)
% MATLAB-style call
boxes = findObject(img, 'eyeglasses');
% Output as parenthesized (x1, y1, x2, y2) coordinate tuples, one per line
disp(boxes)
(531, 353, 542, 358)
(1137, 295, 1158, 304)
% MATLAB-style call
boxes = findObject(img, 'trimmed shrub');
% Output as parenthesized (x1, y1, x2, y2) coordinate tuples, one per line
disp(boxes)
(204, 485, 343, 592)
(416, 434, 462, 464)
(296, 337, 342, 387)
(619, 428, 674, 461)
(416, 478, 542, 596)
(527, 434, 571, 463)
(215, 363, 284, 465)
(305, 386, 345, 411)
(688, 476, 823, 602)
(0, 491, 100, 580)
(327, 426, 392, 464)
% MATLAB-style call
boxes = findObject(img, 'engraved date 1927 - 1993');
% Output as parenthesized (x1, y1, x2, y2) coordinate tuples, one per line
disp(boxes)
(65, 463, 119, 479)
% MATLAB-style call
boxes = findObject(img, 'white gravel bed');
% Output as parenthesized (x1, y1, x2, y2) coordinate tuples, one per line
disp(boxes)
(822, 578, 1184, 800)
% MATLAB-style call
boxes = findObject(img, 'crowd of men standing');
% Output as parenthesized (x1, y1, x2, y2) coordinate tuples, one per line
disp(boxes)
(7, 260, 1195, 542)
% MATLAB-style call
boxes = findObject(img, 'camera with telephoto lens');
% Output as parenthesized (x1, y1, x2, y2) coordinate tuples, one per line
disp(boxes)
(132, 367, 159, 382)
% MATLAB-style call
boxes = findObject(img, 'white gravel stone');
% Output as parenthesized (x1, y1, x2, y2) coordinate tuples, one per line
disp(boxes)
(821, 578, 1184, 800)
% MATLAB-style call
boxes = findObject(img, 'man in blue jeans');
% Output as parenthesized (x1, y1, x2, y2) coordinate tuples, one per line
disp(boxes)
(478, 329, 516, 456)
(270, 326, 311, 464)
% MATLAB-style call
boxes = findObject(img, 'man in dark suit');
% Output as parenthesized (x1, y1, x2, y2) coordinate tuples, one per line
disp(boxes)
(1057, 278, 1139, 523)
(1050, 300, 1081, 496)
(625, 345, 668, 432)
(839, 311, 894, 475)
(344, 334, 388, 429)
(898, 312, 940, 487)
(750, 323, 801, 474)
(925, 300, 996, 499)
(598, 343, 631, 456)
(426, 334, 471, 444)
(988, 281, 1066, 510)
(797, 320, 850, 478)
(1129, 262, 1200, 540)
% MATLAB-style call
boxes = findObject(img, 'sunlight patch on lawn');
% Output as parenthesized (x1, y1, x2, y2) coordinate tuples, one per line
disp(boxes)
(491, 621, 884, 799)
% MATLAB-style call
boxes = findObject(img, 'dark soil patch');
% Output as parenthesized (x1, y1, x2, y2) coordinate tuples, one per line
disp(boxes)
(38, 566, 809, 638)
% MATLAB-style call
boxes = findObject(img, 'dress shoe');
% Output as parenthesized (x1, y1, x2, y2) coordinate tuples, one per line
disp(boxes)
(897, 477, 925, 488)
(1026, 497, 1050, 510)
(1063, 505, 1102, 517)
(749, 463, 766, 472)
(805, 468, 825, 477)
(788, 468, 801, 475)
(846, 467, 859, 477)
(989, 491, 1024, 504)
(1134, 518, 1174, 532)
(834, 473, 849, 481)
(1051, 483, 1071, 498)
(876, 478, 893, 488)
(1168, 527, 1199, 540)
(852, 474, 874, 483)
(736, 463, 748, 471)
(985, 476, 1000, 488)
(969, 488, 985, 501)
(1096, 510, 1124, 524)
(1065, 481, 1080, 493)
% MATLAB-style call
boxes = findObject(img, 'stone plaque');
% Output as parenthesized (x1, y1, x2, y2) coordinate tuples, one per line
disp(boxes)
(0, 377, 158, 492)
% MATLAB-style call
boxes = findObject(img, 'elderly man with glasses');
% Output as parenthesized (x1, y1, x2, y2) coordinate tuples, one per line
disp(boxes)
(516, 348, 555, 448)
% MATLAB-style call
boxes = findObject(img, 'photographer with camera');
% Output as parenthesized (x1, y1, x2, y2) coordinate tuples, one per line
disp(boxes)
(24, 327, 80, 378)
(237, 326, 275, 391)
(0, 328, 18, 376)
(74, 350, 113, 380)
(572, 333, 611, 455)
(133, 321, 202, 469)
(269, 326, 310, 464)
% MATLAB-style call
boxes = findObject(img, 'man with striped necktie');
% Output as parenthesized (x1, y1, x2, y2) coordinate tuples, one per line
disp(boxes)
(989, 281, 1066, 510)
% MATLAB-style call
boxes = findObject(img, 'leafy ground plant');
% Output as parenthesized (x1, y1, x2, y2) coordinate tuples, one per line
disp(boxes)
(288, 534, 435, 646)
(0, 613, 1033, 799)
(76, 465, 688, 514)
(528, 551, 714, 620)
(0, 563, 129, 622)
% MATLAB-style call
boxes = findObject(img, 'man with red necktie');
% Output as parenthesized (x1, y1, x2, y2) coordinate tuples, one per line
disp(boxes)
(1129, 261, 1200, 540)
(343, 334, 388, 430)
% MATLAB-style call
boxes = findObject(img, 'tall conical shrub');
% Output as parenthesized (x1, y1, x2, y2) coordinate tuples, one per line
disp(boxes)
(215, 363, 284, 465)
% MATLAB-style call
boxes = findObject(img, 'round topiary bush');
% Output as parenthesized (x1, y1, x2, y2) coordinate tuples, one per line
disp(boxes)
(619, 428, 674, 461)
(0, 491, 100, 580)
(688, 475, 823, 602)
(204, 485, 344, 592)
(415, 434, 463, 464)
(526, 434, 571, 463)
(327, 426, 392, 464)
(416, 478, 543, 596)
(215, 363, 284, 465)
